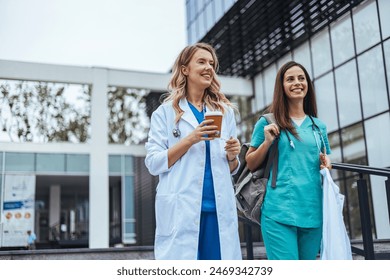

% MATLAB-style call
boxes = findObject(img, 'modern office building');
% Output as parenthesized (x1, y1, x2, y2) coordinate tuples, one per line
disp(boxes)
(0, 59, 250, 250)
(186, 0, 390, 241)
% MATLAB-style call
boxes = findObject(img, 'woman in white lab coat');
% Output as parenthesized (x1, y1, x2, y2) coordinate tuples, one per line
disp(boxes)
(145, 43, 242, 260)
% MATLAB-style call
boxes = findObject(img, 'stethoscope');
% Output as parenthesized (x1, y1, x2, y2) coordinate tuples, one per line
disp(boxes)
(172, 103, 207, 138)
(285, 115, 326, 153)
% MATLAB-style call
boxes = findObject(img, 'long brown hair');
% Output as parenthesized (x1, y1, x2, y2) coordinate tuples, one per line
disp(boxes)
(164, 42, 234, 123)
(268, 61, 317, 138)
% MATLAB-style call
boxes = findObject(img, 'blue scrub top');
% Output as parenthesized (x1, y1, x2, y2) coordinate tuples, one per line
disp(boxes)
(188, 102, 216, 212)
(250, 116, 331, 228)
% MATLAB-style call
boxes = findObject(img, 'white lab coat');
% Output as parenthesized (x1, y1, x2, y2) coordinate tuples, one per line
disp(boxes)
(320, 168, 353, 260)
(145, 98, 242, 260)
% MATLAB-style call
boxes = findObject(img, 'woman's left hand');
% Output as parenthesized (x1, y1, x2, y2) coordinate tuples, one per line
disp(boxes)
(225, 137, 241, 161)
(320, 153, 332, 169)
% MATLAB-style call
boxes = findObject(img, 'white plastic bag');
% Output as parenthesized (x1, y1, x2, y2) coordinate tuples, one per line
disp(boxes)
(320, 168, 353, 260)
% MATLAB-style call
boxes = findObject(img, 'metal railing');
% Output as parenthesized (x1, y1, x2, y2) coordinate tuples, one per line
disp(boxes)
(242, 163, 390, 260)
(332, 163, 390, 260)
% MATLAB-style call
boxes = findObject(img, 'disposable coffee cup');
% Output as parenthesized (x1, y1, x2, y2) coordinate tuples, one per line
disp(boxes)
(204, 111, 223, 138)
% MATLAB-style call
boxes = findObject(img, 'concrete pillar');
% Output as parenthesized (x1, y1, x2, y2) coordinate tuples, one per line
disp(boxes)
(49, 184, 61, 239)
(89, 68, 109, 248)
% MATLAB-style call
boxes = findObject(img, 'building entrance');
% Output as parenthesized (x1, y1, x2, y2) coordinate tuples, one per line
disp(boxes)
(35, 175, 89, 248)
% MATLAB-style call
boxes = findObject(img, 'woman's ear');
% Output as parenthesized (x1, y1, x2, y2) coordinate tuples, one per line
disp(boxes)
(181, 65, 188, 76)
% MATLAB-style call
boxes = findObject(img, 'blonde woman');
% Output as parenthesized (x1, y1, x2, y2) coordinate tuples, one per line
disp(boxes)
(145, 43, 242, 260)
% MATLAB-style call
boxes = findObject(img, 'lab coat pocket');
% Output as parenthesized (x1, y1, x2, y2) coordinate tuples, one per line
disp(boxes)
(155, 194, 176, 236)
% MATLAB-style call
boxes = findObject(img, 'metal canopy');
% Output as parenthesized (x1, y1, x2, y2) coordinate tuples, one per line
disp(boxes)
(201, 0, 364, 78)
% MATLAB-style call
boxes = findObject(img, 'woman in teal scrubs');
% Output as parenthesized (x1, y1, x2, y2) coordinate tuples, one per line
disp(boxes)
(246, 61, 332, 260)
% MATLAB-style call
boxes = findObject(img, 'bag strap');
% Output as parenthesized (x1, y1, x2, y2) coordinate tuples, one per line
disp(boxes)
(262, 113, 279, 188)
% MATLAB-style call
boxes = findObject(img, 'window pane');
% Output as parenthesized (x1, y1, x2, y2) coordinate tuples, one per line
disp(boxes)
(365, 113, 390, 167)
(353, 1, 381, 53)
(378, 0, 390, 39)
(36, 153, 65, 172)
(331, 14, 354, 66)
(254, 73, 265, 111)
(205, 2, 214, 32)
(335, 60, 362, 127)
(125, 156, 134, 176)
(0, 80, 91, 143)
(293, 41, 313, 79)
(384, 40, 390, 101)
(311, 28, 332, 78)
(124, 176, 135, 219)
(357, 46, 388, 118)
(328, 131, 342, 179)
(277, 52, 292, 69)
(263, 63, 277, 106)
(214, 0, 225, 21)
(108, 87, 149, 145)
(109, 155, 121, 173)
(66, 154, 89, 173)
(341, 123, 366, 164)
(314, 73, 338, 132)
(5, 152, 35, 172)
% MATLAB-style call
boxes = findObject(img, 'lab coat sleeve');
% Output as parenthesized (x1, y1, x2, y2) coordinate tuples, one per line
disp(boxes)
(145, 107, 171, 176)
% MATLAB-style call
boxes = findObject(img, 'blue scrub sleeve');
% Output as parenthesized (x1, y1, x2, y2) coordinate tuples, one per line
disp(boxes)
(250, 117, 269, 148)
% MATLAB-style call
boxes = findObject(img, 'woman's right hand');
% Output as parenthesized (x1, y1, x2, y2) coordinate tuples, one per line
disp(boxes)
(264, 123, 280, 143)
(186, 119, 218, 144)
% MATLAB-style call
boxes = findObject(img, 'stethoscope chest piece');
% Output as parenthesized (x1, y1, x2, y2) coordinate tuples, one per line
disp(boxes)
(172, 128, 181, 138)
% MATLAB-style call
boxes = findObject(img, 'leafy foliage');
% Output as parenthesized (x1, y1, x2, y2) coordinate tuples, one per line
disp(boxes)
(0, 80, 91, 143)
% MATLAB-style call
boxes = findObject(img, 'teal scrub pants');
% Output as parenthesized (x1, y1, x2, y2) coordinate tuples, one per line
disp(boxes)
(261, 214, 322, 260)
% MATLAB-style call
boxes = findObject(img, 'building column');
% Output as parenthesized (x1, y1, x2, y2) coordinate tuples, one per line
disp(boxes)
(49, 185, 61, 239)
(89, 67, 109, 248)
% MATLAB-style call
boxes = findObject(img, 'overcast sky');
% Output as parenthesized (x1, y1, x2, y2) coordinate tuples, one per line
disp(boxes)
(0, 0, 187, 73)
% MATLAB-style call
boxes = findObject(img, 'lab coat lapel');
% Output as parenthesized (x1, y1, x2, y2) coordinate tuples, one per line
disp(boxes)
(179, 98, 200, 128)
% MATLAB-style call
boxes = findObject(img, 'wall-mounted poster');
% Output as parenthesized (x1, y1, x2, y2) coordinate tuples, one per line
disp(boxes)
(1, 175, 35, 247)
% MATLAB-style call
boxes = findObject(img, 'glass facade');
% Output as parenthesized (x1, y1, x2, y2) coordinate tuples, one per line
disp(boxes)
(184, 0, 383, 242)
(0, 79, 91, 144)
(0, 151, 137, 247)
(248, 0, 390, 239)
(108, 154, 136, 244)
(186, 0, 237, 44)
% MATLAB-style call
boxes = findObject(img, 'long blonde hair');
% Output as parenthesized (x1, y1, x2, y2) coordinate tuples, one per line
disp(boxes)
(164, 42, 234, 123)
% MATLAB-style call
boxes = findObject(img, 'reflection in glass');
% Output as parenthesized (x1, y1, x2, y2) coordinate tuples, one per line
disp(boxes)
(340, 123, 366, 164)
(331, 14, 354, 66)
(365, 113, 390, 167)
(293, 41, 313, 79)
(335, 60, 362, 127)
(353, 1, 381, 53)
(378, 0, 390, 39)
(108, 87, 150, 145)
(357, 46, 388, 118)
(311, 28, 332, 78)
(0, 80, 91, 143)
(314, 73, 338, 132)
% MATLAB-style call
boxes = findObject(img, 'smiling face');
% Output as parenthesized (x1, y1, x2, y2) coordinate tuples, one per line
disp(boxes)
(182, 48, 215, 91)
(283, 65, 308, 101)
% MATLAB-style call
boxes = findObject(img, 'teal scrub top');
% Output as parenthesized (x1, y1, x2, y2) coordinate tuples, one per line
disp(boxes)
(250, 115, 331, 228)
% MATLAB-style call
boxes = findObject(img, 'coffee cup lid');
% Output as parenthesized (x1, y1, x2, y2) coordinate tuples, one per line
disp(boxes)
(204, 111, 223, 116)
